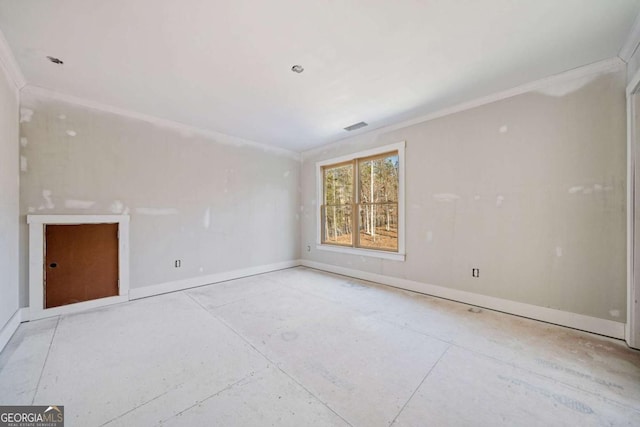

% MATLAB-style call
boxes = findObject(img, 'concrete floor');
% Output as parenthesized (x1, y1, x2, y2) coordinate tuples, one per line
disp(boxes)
(1, 267, 639, 426)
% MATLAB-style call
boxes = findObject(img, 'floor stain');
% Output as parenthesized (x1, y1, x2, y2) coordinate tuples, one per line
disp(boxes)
(280, 331, 298, 342)
(498, 375, 594, 414)
(536, 359, 624, 391)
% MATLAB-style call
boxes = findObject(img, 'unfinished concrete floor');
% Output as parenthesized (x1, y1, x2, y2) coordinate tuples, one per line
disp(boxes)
(1, 267, 639, 426)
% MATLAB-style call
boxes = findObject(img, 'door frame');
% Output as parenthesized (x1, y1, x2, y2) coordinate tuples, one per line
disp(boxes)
(27, 215, 130, 320)
(627, 70, 640, 349)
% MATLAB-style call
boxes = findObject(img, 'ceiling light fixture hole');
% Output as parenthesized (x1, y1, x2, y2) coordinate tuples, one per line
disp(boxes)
(46, 56, 64, 65)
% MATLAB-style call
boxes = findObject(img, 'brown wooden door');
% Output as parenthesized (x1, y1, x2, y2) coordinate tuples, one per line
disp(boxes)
(45, 223, 119, 308)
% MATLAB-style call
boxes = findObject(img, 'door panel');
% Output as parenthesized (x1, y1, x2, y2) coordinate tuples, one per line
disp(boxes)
(45, 223, 119, 308)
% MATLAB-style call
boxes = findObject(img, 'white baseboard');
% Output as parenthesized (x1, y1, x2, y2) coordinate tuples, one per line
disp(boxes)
(0, 309, 22, 353)
(18, 307, 29, 322)
(28, 295, 129, 321)
(9, 258, 623, 343)
(300, 260, 626, 339)
(129, 260, 301, 300)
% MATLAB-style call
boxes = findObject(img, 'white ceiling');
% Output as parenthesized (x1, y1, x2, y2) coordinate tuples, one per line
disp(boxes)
(1, 0, 639, 152)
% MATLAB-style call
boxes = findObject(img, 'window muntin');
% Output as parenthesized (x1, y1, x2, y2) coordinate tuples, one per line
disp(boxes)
(321, 151, 399, 252)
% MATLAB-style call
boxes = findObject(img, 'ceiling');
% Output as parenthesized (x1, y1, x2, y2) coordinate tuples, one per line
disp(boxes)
(1, 0, 639, 152)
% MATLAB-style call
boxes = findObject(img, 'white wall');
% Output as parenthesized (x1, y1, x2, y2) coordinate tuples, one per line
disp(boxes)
(10, 56, 630, 334)
(18, 92, 300, 303)
(301, 66, 627, 323)
(0, 58, 19, 333)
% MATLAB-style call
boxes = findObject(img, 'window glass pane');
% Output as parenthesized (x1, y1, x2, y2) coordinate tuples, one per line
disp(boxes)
(323, 205, 353, 245)
(324, 164, 353, 205)
(359, 153, 399, 204)
(358, 203, 398, 251)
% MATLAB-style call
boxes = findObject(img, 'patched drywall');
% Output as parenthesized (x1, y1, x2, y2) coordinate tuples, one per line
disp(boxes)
(0, 64, 19, 330)
(301, 68, 627, 322)
(18, 93, 300, 304)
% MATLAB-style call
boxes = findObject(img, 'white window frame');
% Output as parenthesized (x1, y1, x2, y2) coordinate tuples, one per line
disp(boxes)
(316, 141, 406, 261)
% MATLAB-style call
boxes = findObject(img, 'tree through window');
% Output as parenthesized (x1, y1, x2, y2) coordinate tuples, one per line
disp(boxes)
(321, 151, 400, 252)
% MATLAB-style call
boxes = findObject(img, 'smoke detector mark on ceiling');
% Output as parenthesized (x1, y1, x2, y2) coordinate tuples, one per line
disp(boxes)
(46, 56, 64, 65)
(344, 121, 368, 131)
(291, 64, 304, 73)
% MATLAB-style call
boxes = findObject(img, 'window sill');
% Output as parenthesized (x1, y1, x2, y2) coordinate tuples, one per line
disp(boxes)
(315, 244, 406, 261)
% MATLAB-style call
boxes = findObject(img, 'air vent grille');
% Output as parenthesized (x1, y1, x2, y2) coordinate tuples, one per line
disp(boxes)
(344, 121, 368, 132)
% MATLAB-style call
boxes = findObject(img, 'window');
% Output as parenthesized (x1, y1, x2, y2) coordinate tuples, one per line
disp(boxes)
(316, 142, 405, 261)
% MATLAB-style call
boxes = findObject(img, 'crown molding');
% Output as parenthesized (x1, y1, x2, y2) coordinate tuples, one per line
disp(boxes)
(16, 55, 625, 162)
(303, 57, 625, 159)
(22, 85, 301, 161)
(0, 28, 26, 90)
(619, 11, 640, 62)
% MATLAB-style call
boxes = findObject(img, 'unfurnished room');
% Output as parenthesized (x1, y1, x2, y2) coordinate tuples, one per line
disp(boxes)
(1, 1, 640, 426)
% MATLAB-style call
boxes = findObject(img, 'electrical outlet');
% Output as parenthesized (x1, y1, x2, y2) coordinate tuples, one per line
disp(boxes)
(472, 268, 479, 278)
(175, 260, 182, 268)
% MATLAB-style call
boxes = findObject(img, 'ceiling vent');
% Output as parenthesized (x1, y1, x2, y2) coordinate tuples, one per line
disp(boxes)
(344, 121, 368, 132)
